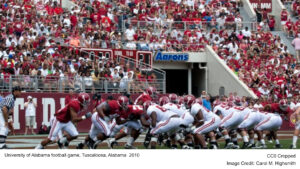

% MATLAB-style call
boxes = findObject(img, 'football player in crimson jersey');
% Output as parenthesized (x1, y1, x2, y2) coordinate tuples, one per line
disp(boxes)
(35, 93, 92, 149)
(134, 86, 157, 105)
(77, 96, 129, 149)
(108, 105, 147, 149)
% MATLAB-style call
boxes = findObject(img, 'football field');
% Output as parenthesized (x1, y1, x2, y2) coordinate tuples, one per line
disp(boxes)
(5, 130, 300, 149)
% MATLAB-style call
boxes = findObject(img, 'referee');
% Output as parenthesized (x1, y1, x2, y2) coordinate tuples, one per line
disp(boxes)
(0, 86, 22, 149)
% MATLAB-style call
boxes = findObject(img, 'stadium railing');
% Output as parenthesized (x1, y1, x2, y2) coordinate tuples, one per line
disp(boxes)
(0, 75, 165, 94)
(122, 21, 259, 32)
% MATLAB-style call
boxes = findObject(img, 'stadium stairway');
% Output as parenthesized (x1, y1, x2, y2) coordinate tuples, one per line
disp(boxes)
(272, 31, 296, 55)
(239, 4, 255, 29)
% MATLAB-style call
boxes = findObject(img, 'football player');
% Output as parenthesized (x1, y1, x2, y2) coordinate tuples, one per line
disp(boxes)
(35, 93, 92, 149)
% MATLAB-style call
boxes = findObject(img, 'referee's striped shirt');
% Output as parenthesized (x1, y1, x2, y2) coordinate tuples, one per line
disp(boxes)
(0, 94, 16, 112)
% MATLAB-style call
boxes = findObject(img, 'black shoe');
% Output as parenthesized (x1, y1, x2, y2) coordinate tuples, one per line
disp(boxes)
(290, 144, 296, 149)
(87, 140, 95, 149)
(242, 142, 249, 149)
(57, 140, 64, 149)
(275, 144, 282, 149)
(165, 139, 171, 148)
(171, 144, 178, 149)
(76, 143, 84, 149)
(143, 140, 150, 148)
(110, 141, 118, 149)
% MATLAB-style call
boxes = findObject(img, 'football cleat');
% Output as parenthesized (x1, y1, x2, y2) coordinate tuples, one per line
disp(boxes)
(289, 145, 296, 149)
(87, 139, 95, 149)
(124, 144, 137, 149)
(242, 142, 249, 149)
(225, 142, 234, 149)
(110, 141, 118, 149)
(57, 140, 64, 149)
(254, 144, 267, 149)
(209, 144, 218, 149)
(182, 145, 190, 149)
(76, 143, 84, 149)
(275, 144, 282, 149)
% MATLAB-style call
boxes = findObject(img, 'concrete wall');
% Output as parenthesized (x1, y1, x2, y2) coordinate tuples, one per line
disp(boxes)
(205, 46, 258, 98)
(271, 0, 285, 30)
(242, 0, 257, 20)
(61, 0, 78, 11)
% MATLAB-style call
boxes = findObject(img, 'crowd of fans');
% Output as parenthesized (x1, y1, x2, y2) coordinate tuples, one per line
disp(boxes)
(0, 0, 165, 93)
(0, 0, 299, 103)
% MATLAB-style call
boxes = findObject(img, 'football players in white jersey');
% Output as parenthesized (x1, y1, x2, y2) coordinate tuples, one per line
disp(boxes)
(187, 96, 221, 149)
(160, 96, 194, 148)
(254, 111, 282, 148)
(142, 101, 182, 149)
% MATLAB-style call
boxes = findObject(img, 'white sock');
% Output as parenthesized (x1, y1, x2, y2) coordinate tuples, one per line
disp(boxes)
(260, 139, 265, 145)
(243, 136, 248, 142)
(275, 139, 280, 145)
(0, 143, 5, 148)
(224, 135, 230, 139)
(59, 137, 68, 144)
(249, 138, 254, 144)
(292, 136, 298, 146)
(35, 144, 43, 149)
(126, 137, 134, 146)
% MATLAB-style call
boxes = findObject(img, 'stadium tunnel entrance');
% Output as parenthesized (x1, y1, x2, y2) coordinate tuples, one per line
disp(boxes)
(164, 65, 206, 97)
(164, 69, 188, 95)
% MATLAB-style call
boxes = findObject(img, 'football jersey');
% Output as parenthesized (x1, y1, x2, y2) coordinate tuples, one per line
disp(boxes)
(163, 103, 186, 116)
(120, 105, 144, 119)
(99, 100, 122, 120)
(191, 103, 215, 121)
(55, 99, 81, 123)
(147, 104, 176, 122)
(134, 92, 152, 105)
(213, 104, 229, 116)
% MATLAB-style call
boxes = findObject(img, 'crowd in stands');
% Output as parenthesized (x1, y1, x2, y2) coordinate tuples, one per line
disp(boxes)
(0, 0, 299, 104)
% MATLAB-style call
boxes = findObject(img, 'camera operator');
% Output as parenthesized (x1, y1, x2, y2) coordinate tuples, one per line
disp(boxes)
(24, 96, 37, 135)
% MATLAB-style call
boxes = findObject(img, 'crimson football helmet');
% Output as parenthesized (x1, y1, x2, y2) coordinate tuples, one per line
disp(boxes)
(235, 96, 241, 106)
(279, 99, 288, 110)
(143, 100, 152, 111)
(178, 96, 184, 105)
(78, 93, 91, 108)
(117, 96, 129, 110)
(146, 86, 157, 98)
(159, 96, 170, 106)
(194, 98, 203, 105)
(168, 93, 178, 103)
(184, 95, 195, 108)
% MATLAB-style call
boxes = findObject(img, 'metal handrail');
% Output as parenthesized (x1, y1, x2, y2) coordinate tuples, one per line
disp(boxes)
(0, 75, 165, 94)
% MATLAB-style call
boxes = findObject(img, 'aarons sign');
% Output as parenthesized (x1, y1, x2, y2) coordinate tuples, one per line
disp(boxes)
(250, 0, 272, 13)
(154, 51, 189, 62)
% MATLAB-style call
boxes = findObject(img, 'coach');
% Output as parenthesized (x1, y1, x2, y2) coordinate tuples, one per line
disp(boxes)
(0, 86, 22, 149)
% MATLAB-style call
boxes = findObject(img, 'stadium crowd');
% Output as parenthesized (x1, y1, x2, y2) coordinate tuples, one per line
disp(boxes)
(0, 0, 298, 103)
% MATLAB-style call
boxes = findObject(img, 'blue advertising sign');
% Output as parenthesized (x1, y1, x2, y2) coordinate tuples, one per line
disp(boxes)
(154, 51, 189, 61)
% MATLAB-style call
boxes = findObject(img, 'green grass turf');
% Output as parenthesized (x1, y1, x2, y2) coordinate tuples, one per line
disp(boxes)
(94, 139, 300, 149)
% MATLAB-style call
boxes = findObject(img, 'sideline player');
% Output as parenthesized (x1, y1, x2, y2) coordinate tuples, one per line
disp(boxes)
(0, 86, 22, 149)
(35, 93, 92, 149)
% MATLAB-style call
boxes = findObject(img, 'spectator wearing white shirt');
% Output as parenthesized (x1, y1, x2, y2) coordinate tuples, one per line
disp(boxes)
(125, 25, 135, 41)
(242, 27, 251, 38)
(126, 40, 137, 50)
(24, 96, 37, 135)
